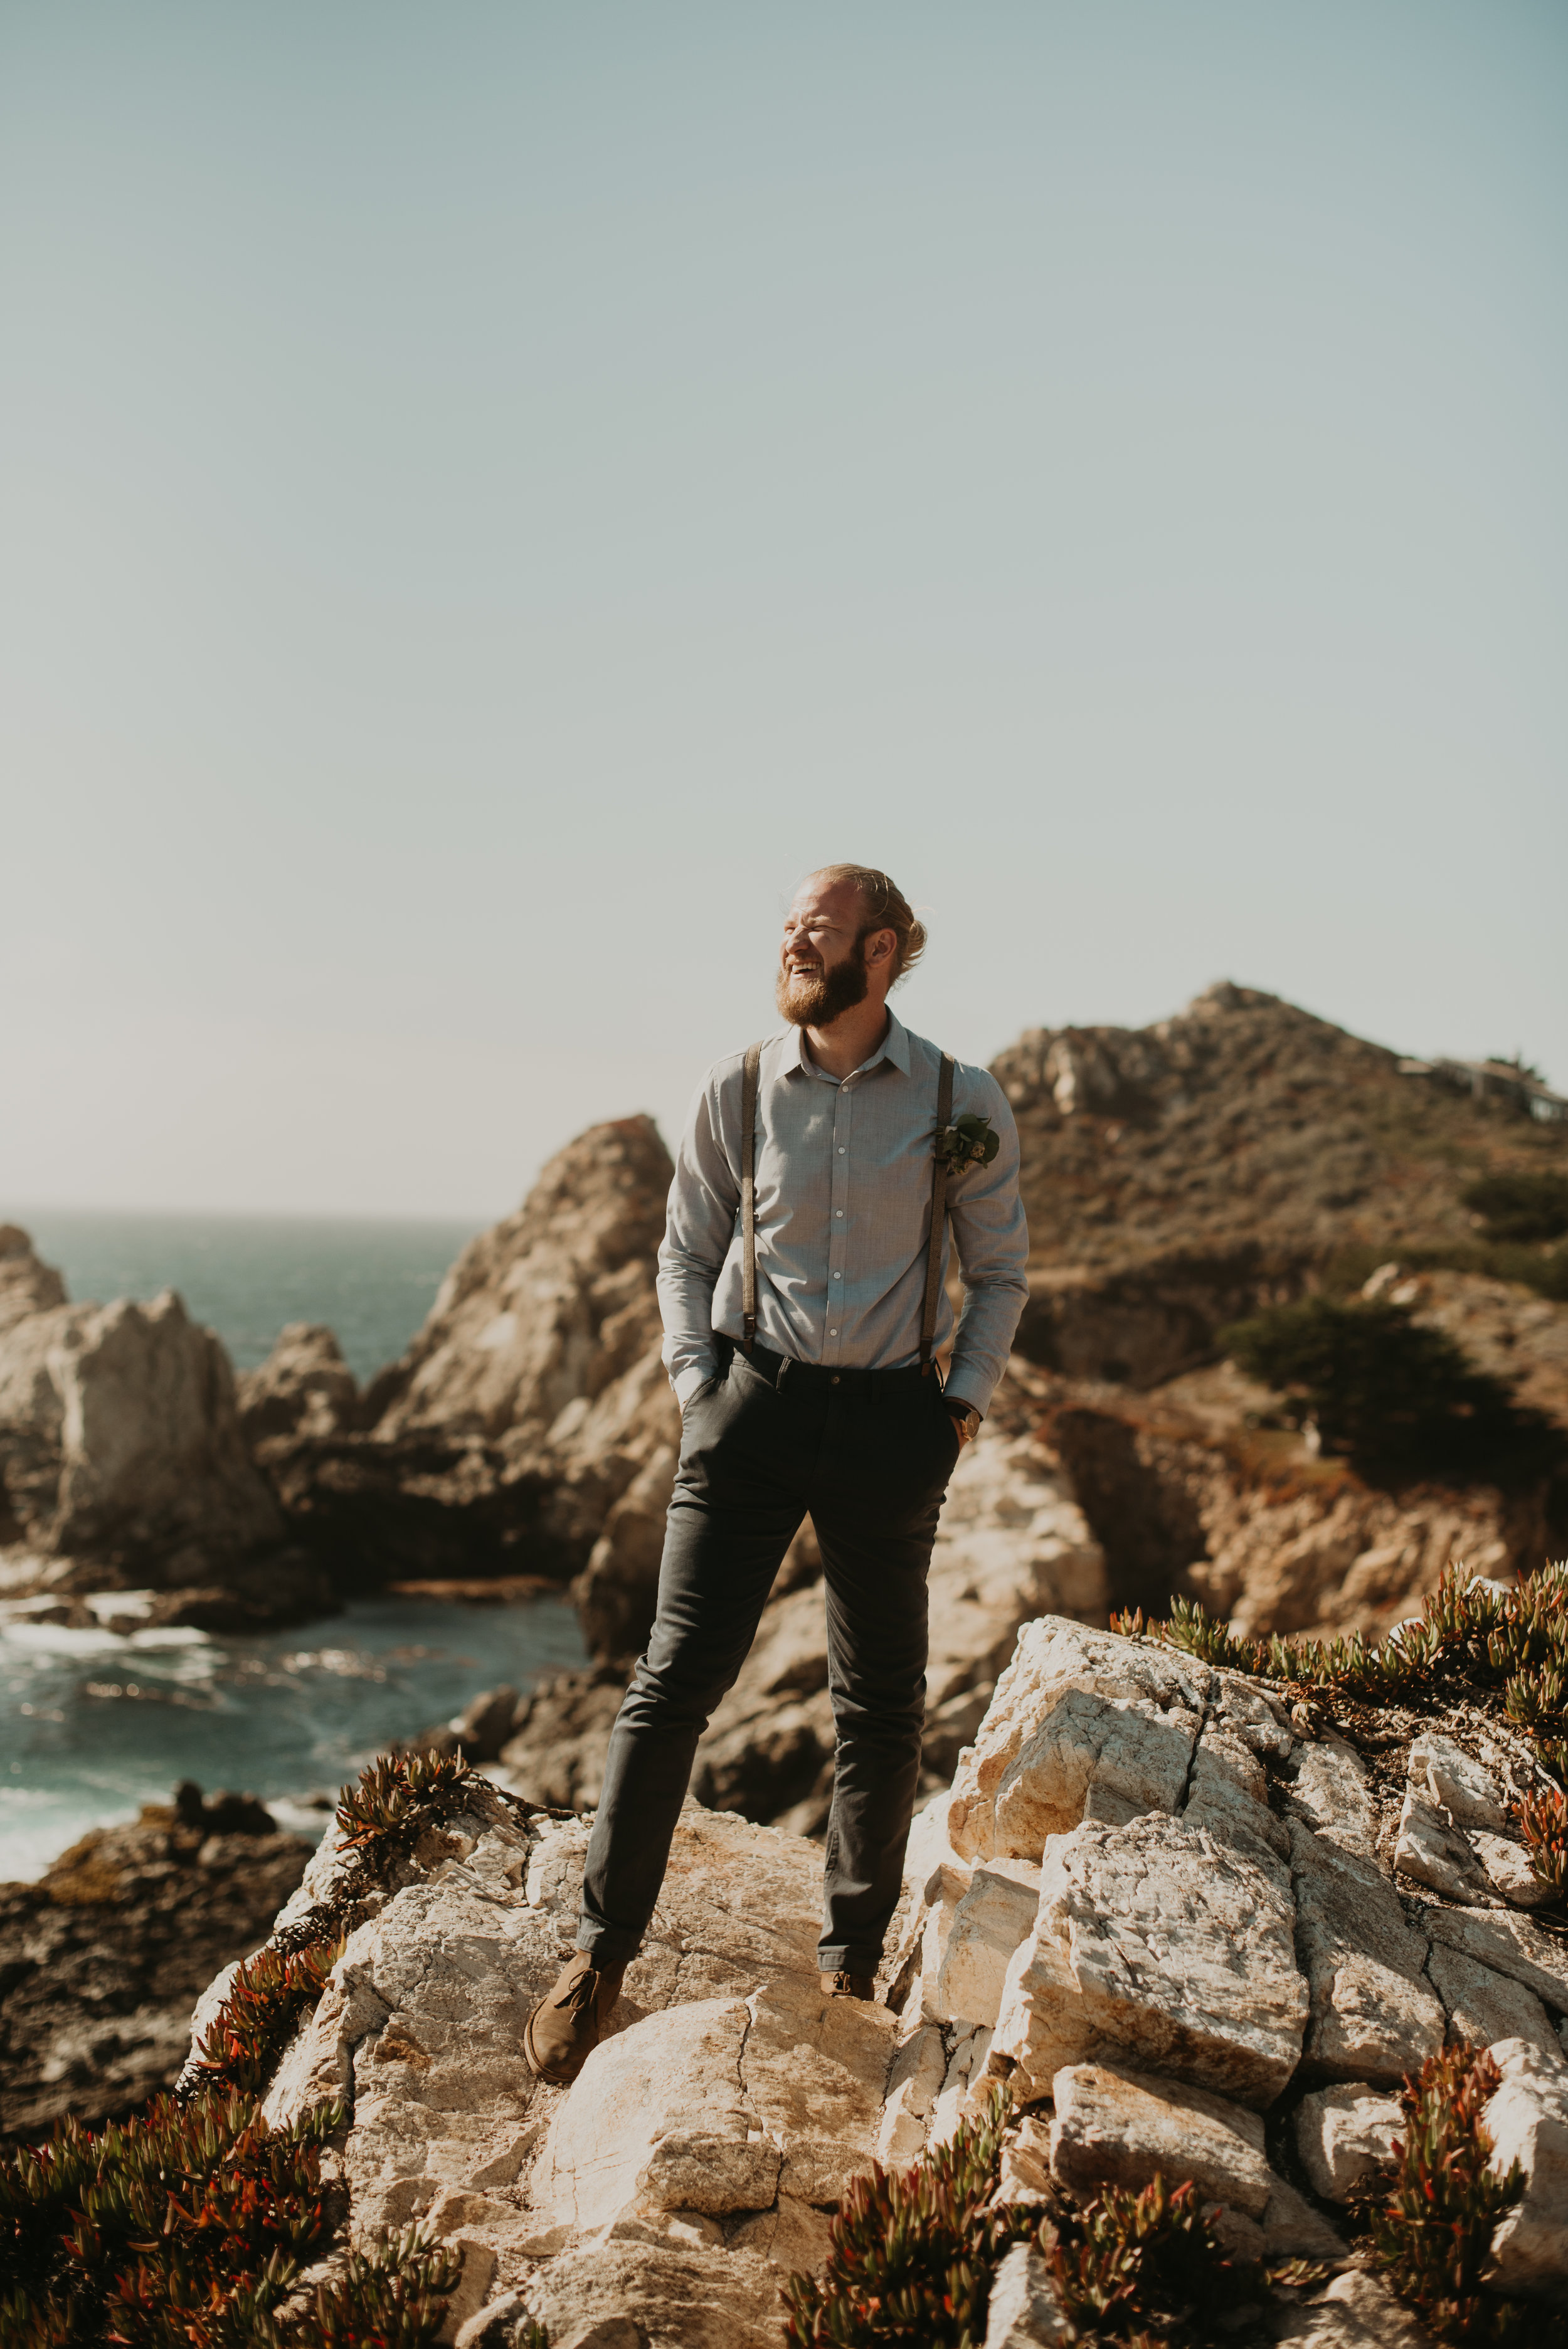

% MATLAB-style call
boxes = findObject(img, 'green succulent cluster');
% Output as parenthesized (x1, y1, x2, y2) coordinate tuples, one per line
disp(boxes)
(781, 2085, 1030, 2345)
(1362, 2043, 1562, 2347)
(783, 2084, 1242, 2348)
(333, 1747, 476, 1850)
(1116, 1562, 1568, 1899)
(185, 1940, 343, 2098)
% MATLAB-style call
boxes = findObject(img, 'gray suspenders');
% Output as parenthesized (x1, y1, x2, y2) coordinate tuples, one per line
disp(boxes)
(737, 1040, 955, 1375)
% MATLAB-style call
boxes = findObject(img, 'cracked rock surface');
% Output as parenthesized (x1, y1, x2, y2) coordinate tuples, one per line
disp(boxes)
(178, 1613, 1568, 2342)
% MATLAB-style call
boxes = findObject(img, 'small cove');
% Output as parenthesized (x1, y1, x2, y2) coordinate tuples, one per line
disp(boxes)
(1, 1589, 586, 1881)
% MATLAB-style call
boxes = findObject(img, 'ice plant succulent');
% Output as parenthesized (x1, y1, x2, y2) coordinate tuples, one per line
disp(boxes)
(783, 2084, 1241, 2348)
(334, 1747, 476, 1850)
(1364, 2045, 1537, 2346)
(0, 1744, 496, 2346)
(1116, 1562, 1568, 1901)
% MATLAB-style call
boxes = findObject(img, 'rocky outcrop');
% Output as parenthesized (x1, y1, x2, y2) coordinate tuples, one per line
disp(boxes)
(0, 1224, 65, 1335)
(0, 1786, 315, 2146)
(236, 1322, 361, 1445)
(1043, 1360, 1550, 1636)
(254, 1118, 679, 1586)
(181, 1606, 1568, 2344)
(0, 1234, 312, 1613)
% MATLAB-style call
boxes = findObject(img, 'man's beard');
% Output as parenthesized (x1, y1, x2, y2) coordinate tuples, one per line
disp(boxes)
(776, 950, 870, 1029)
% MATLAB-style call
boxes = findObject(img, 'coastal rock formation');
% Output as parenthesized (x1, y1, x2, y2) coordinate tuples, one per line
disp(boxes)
(175, 1604, 1568, 2344)
(0, 1224, 65, 1336)
(1043, 1361, 1550, 1636)
(235, 1322, 360, 1445)
(254, 1116, 679, 1585)
(0, 1786, 314, 2146)
(0, 1234, 297, 1606)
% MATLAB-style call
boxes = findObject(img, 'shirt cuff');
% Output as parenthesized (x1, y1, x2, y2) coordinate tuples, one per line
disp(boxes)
(944, 1364, 995, 1418)
(672, 1362, 716, 1409)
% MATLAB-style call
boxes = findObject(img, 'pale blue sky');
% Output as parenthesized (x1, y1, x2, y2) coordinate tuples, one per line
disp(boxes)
(3, 3, 1564, 1216)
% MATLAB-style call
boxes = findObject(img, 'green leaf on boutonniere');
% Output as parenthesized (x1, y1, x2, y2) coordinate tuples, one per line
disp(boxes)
(934, 1113, 1000, 1172)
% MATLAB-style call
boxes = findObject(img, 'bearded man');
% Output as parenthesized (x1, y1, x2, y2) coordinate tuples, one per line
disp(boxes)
(524, 863, 1029, 2082)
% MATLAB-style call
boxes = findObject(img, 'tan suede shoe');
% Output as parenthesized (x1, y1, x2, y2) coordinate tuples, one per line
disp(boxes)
(523, 1950, 626, 2084)
(820, 1970, 877, 2001)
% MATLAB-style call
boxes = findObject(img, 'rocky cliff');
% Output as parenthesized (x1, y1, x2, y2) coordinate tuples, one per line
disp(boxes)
(19, 1574, 1568, 2345)
(253, 1116, 678, 1587)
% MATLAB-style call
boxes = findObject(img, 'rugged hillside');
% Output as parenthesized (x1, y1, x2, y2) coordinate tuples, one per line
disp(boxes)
(997, 984, 1567, 1386)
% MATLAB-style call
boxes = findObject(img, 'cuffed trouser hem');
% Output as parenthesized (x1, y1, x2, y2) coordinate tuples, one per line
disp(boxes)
(815, 1948, 884, 1976)
(575, 1927, 641, 1968)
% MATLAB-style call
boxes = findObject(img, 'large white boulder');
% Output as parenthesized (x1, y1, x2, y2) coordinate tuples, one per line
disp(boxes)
(946, 1621, 1209, 1863)
(992, 1814, 1307, 2108)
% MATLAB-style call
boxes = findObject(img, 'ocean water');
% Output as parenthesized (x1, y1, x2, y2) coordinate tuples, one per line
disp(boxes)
(9, 1207, 485, 1382)
(0, 1208, 595, 1881)
(1, 1592, 588, 1881)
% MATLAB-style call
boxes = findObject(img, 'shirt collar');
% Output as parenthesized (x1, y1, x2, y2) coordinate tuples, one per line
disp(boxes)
(785, 1009, 911, 1079)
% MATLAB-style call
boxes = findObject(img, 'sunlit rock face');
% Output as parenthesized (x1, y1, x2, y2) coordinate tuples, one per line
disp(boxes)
(0, 1227, 284, 1594)
(251, 1115, 680, 1586)
(192, 1606, 1568, 2343)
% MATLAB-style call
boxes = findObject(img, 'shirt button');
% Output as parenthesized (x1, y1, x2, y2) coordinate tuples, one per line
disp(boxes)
(830, 1374, 840, 1384)
(835, 1209, 844, 1217)
(832, 1271, 841, 1279)
(837, 1147, 845, 1154)
(830, 1328, 838, 1336)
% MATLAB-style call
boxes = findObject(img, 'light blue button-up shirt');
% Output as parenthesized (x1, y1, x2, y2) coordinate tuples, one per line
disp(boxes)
(656, 1011, 1029, 1417)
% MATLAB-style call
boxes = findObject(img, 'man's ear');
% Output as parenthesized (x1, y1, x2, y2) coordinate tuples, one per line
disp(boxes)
(864, 926, 897, 970)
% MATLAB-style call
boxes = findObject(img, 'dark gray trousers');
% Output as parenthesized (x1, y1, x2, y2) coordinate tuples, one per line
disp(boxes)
(576, 1339, 958, 1975)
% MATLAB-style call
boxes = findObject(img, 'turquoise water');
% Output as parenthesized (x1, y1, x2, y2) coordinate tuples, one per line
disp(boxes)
(8, 1207, 484, 1382)
(0, 1210, 595, 1880)
(1, 1591, 587, 1881)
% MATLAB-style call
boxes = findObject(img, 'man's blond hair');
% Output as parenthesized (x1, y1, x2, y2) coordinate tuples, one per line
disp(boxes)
(810, 864, 928, 985)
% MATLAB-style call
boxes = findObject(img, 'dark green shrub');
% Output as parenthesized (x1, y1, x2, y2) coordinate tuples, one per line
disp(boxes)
(1462, 1172, 1568, 1244)
(1219, 1297, 1560, 1484)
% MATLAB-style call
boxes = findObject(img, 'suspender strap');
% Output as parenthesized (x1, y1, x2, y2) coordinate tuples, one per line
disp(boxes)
(919, 1052, 955, 1375)
(740, 1040, 762, 1356)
